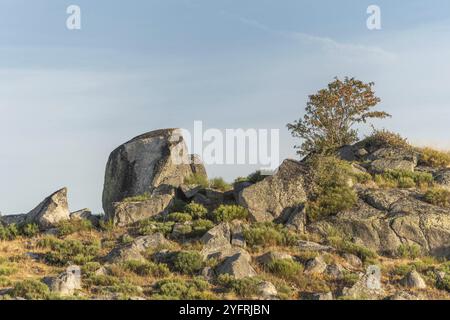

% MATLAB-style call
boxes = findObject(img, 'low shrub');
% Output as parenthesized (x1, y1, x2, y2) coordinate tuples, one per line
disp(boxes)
(10, 279, 50, 300)
(210, 205, 248, 223)
(328, 237, 378, 262)
(363, 129, 410, 150)
(122, 193, 151, 202)
(417, 147, 450, 168)
(172, 251, 204, 275)
(243, 222, 299, 248)
(306, 186, 357, 221)
(266, 259, 303, 280)
(39, 238, 101, 266)
(184, 202, 208, 219)
(57, 219, 93, 236)
(0, 223, 40, 241)
(424, 187, 450, 208)
(138, 220, 175, 236)
(184, 174, 209, 188)
(396, 243, 423, 259)
(167, 212, 192, 223)
(152, 277, 214, 300)
(217, 275, 263, 298)
(122, 260, 170, 278)
(375, 170, 433, 189)
(190, 219, 215, 237)
(209, 177, 232, 192)
(0, 224, 19, 241)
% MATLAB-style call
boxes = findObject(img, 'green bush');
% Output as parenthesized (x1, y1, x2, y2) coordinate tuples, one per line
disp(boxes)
(306, 156, 358, 221)
(266, 259, 303, 280)
(152, 277, 214, 300)
(417, 147, 450, 168)
(209, 177, 232, 191)
(184, 202, 208, 219)
(0, 224, 19, 241)
(172, 251, 204, 275)
(424, 187, 450, 208)
(210, 205, 248, 223)
(122, 193, 151, 202)
(396, 243, 423, 259)
(10, 279, 50, 300)
(375, 170, 433, 189)
(122, 260, 170, 277)
(40, 238, 101, 266)
(167, 212, 192, 223)
(217, 275, 263, 298)
(57, 219, 93, 237)
(243, 222, 299, 248)
(184, 174, 209, 188)
(191, 219, 215, 237)
(138, 219, 175, 236)
(0, 223, 41, 241)
(328, 236, 378, 262)
(363, 129, 410, 150)
(20, 223, 40, 238)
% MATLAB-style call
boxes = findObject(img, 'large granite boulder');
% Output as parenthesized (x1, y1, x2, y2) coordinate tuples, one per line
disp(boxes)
(238, 159, 308, 222)
(309, 188, 450, 258)
(102, 129, 207, 224)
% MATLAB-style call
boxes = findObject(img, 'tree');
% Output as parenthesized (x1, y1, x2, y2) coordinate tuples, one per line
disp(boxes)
(287, 77, 390, 156)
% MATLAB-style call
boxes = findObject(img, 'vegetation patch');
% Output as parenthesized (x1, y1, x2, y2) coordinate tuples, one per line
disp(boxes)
(210, 205, 249, 223)
(243, 222, 299, 248)
(424, 187, 450, 208)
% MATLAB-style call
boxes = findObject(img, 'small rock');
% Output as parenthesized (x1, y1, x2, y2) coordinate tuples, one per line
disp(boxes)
(304, 256, 327, 275)
(45, 265, 81, 296)
(257, 281, 278, 299)
(215, 249, 257, 279)
(298, 240, 332, 252)
(342, 253, 363, 269)
(401, 270, 427, 289)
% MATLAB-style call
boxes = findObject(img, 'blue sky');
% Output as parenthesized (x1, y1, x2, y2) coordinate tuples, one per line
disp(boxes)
(1, 0, 450, 214)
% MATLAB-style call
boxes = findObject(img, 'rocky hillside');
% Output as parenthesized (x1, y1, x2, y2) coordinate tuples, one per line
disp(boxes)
(1, 128, 450, 300)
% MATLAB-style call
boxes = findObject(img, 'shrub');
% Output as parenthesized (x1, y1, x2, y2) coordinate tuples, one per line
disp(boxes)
(363, 128, 410, 150)
(138, 220, 174, 236)
(172, 251, 204, 275)
(20, 223, 40, 238)
(184, 202, 208, 219)
(41, 238, 101, 266)
(417, 147, 450, 168)
(0, 224, 19, 241)
(122, 260, 170, 278)
(375, 170, 433, 189)
(190, 219, 215, 237)
(122, 193, 151, 202)
(10, 279, 50, 300)
(266, 259, 303, 280)
(152, 277, 214, 300)
(218, 275, 263, 298)
(210, 205, 248, 223)
(243, 222, 299, 248)
(167, 212, 192, 223)
(306, 156, 358, 221)
(397, 244, 423, 259)
(184, 173, 209, 188)
(209, 177, 232, 191)
(424, 187, 450, 208)
(57, 219, 93, 236)
(328, 237, 378, 262)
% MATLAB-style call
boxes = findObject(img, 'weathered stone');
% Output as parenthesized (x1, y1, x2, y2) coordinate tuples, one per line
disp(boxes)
(342, 253, 363, 269)
(285, 206, 307, 232)
(70, 208, 100, 227)
(105, 233, 171, 263)
(109, 188, 175, 227)
(45, 265, 81, 296)
(302, 292, 334, 300)
(238, 160, 307, 222)
(435, 169, 450, 190)
(25, 188, 70, 230)
(368, 147, 418, 173)
(102, 129, 207, 218)
(200, 223, 232, 259)
(401, 270, 427, 289)
(233, 181, 253, 201)
(215, 250, 256, 279)
(304, 256, 327, 275)
(298, 240, 332, 252)
(361, 188, 408, 211)
(342, 265, 384, 299)
(230, 221, 246, 248)
(326, 263, 345, 279)
(257, 281, 278, 299)
(179, 185, 203, 199)
(256, 251, 293, 266)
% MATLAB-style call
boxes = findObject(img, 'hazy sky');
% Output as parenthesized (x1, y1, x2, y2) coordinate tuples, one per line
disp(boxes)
(1, 0, 450, 214)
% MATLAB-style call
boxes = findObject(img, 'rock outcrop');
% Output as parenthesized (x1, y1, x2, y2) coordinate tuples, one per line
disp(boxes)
(309, 188, 450, 258)
(44, 265, 82, 296)
(342, 265, 384, 299)
(238, 159, 308, 222)
(102, 129, 207, 222)
(1, 188, 70, 230)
